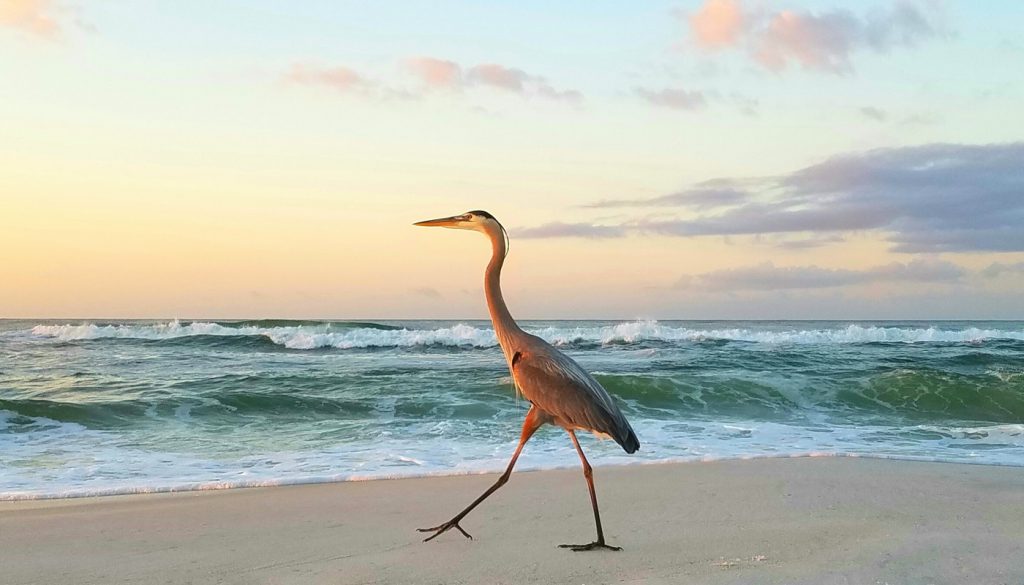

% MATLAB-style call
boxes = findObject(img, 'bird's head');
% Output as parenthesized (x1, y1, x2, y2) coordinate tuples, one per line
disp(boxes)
(414, 210, 503, 235)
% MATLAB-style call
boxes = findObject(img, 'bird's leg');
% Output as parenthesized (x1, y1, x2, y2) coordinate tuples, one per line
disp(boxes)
(418, 406, 545, 542)
(558, 430, 622, 552)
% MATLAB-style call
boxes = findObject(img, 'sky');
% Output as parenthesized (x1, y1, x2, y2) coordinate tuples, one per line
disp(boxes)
(1, 0, 1023, 320)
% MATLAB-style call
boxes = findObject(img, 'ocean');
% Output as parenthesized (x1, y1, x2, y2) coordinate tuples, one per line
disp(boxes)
(1, 319, 1022, 500)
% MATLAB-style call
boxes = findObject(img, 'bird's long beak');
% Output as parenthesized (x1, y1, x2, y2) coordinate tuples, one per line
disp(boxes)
(413, 214, 465, 228)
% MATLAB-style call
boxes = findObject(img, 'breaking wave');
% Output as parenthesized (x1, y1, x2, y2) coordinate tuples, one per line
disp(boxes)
(5, 318, 1024, 500)
(28, 320, 1024, 350)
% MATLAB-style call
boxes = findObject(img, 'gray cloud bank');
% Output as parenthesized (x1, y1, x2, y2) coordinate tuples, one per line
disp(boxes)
(517, 142, 1024, 253)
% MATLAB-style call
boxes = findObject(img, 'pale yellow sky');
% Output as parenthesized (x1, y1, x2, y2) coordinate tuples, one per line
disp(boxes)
(2, 1, 1023, 319)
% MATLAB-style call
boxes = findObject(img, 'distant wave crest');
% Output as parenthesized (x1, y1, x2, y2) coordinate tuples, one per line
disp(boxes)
(28, 320, 1024, 349)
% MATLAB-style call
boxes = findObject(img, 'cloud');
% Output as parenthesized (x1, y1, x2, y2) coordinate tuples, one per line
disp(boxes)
(404, 57, 462, 89)
(587, 179, 750, 209)
(772, 234, 846, 250)
(980, 262, 1024, 278)
(284, 63, 375, 94)
(633, 87, 757, 114)
(514, 222, 626, 239)
(676, 259, 965, 291)
(468, 63, 528, 92)
(403, 57, 582, 103)
(286, 58, 581, 105)
(728, 93, 760, 116)
(1, 0, 60, 37)
(635, 87, 708, 111)
(534, 83, 584, 104)
(412, 287, 442, 299)
(688, 0, 746, 49)
(859, 106, 887, 121)
(685, 0, 942, 74)
(519, 142, 1024, 254)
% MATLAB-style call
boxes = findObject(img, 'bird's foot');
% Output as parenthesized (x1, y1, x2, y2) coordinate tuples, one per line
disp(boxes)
(417, 518, 473, 542)
(558, 541, 622, 552)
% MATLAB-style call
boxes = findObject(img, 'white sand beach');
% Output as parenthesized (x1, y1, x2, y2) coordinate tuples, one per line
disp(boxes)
(3, 457, 1023, 584)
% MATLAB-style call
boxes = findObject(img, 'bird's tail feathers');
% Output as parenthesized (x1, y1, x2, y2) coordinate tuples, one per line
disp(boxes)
(615, 424, 640, 454)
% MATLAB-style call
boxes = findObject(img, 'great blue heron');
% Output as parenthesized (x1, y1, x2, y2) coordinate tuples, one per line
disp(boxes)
(414, 210, 640, 551)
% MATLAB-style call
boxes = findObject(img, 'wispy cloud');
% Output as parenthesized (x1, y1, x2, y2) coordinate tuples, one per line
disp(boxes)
(284, 63, 375, 94)
(519, 142, 1024, 254)
(1, 0, 60, 38)
(587, 179, 750, 209)
(514, 222, 626, 239)
(676, 259, 965, 291)
(635, 87, 708, 111)
(404, 57, 463, 89)
(412, 286, 442, 299)
(633, 86, 757, 115)
(468, 63, 528, 92)
(772, 234, 846, 250)
(859, 106, 888, 121)
(289, 57, 582, 105)
(684, 0, 943, 74)
(981, 262, 1024, 278)
(404, 57, 583, 103)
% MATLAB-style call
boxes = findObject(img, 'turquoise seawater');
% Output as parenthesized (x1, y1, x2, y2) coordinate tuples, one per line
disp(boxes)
(1, 319, 1023, 499)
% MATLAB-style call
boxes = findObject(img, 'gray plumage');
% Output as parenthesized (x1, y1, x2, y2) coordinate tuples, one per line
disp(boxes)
(511, 340, 639, 453)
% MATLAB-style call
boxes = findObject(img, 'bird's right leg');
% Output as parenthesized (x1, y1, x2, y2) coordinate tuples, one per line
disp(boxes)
(418, 405, 545, 542)
(558, 430, 622, 551)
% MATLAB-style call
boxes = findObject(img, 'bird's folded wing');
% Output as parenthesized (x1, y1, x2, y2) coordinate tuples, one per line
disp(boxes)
(511, 349, 624, 436)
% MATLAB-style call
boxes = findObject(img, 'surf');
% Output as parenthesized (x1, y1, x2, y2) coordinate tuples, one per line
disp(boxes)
(25, 319, 1024, 349)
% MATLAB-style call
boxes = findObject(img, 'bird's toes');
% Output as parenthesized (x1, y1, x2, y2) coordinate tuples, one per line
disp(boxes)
(417, 524, 443, 533)
(558, 542, 622, 552)
(418, 519, 473, 542)
(452, 522, 473, 540)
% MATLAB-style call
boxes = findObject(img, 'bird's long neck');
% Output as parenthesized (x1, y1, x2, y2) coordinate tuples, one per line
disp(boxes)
(484, 226, 523, 360)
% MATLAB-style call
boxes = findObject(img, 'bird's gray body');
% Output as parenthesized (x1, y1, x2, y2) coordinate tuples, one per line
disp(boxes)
(507, 333, 640, 453)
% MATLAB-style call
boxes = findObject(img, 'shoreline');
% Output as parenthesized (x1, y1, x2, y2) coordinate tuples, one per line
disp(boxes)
(3, 457, 1022, 584)
(5, 450, 1024, 502)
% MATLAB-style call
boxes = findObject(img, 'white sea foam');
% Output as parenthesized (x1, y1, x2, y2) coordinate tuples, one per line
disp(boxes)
(29, 320, 1024, 349)
(3, 413, 1022, 501)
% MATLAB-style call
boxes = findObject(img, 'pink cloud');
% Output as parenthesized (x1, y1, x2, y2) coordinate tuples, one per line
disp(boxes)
(754, 9, 861, 73)
(0, 0, 60, 38)
(284, 58, 581, 105)
(405, 57, 462, 89)
(466, 63, 581, 103)
(403, 58, 582, 103)
(284, 63, 371, 93)
(688, 0, 745, 49)
(685, 0, 941, 74)
(467, 63, 530, 92)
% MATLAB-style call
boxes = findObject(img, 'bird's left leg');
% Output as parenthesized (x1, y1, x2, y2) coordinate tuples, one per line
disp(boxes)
(558, 430, 622, 552)
(418, 405, 546, 542)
